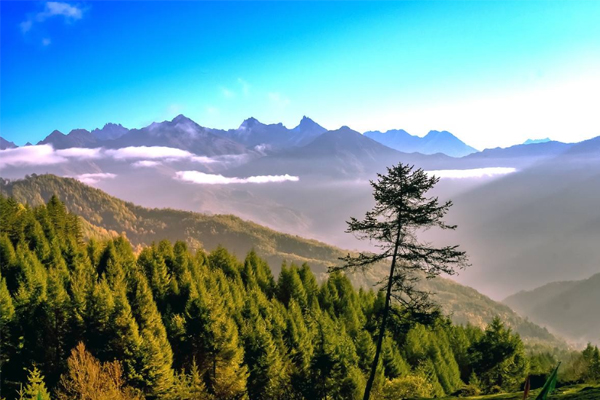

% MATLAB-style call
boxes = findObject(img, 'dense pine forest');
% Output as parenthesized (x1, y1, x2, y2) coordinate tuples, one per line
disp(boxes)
(0, 195, 599, 400)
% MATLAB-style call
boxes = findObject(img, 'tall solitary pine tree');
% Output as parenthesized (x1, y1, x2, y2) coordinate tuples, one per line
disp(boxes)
(334, 163, 468, 400)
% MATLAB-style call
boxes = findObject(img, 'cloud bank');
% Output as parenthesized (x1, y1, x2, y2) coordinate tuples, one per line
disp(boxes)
(176, 171, 299, 185)
(0, 145, 65, 167)
(0, 144, 219, 169)
(426, 167, 517, 179)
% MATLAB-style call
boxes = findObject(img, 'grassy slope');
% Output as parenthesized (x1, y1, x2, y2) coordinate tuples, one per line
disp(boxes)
(0, 174, 564, 347)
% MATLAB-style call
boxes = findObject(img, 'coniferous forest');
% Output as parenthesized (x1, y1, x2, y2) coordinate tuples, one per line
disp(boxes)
(1, 195, 599, 400)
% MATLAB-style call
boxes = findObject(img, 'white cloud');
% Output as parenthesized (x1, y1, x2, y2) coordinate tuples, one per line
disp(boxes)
(0, 145, 64, 168)
(20, 20, 33, 33)
(42, 38, 51, 46)
(190, 156, 218, 164)
(21, 2, 84, 34)
(132, 160, 162, 168)
(175, 171, 299, 185)
(73, 173, 116, 185)
(42, 2, 83, 20)
(426, 167, 517, 179)
(104, 146, 194, 160)
(1, 145, 230, 169)
(268, 92, 290, 108)
(55, 147, 103, 159)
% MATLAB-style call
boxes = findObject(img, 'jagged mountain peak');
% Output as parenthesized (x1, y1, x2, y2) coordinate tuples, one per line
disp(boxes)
(294, 116, 325, 132)
(68, 128, 92, 136)
(171, 114, 195, 125)
(91, 123, 129, 141)
(48, 130, 65, 138)
(239, 117, 261, 129)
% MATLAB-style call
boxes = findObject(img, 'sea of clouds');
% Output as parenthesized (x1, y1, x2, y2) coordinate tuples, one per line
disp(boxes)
(0, 144, 300, 185)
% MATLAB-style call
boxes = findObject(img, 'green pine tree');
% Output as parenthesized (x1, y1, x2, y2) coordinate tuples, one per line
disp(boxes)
(19, 367, 51, 400)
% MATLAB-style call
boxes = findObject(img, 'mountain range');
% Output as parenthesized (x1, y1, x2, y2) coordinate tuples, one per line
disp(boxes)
(364, 129, 478, 157)
(1, 115, 584, 167)
(0, 115, 494, 158)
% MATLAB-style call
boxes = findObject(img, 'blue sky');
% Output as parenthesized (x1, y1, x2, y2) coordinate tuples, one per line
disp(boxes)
(2, 1, 600, 148)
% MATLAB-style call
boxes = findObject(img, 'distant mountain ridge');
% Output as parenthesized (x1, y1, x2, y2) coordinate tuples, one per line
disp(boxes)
(503, 273, 600, 344)
(37, 128, 98, 149)
(0, 173, 565, 348)
(226, 126, 453, 178)
(523, 138, 551, 145)
(100, 114, 249, 156)
(364, 129, 478, 157)
(215, 115, 327, 151)
(11, 115, 600, 168)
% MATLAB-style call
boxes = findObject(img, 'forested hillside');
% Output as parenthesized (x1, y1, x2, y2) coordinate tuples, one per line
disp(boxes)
(3, 195, 599, 400)
(0, 174, 564, 348)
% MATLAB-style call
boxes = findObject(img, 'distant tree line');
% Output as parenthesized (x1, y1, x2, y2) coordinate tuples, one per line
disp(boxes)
(0, 195, 597, 399)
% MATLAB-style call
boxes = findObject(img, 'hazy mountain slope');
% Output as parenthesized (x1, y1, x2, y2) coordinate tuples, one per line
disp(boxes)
(421, 276, 561, 347)
(503, 273, 600, 344)
(456, 140, 573, 168)
(0, 137, 17, 150)
(444, 138, 600, 298)
(364, 129, 421, 151)
(0, 174, 565, 347)
(421, 130, 478, 156)
(503, 281, 580, 317)
(364, 129, 477, 157)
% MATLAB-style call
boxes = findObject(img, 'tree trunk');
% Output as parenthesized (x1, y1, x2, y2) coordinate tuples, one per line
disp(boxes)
(362, 220, 402, 400)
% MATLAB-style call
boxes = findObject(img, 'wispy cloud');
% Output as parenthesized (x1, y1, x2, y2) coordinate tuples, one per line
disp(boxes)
(221, 87, 235, 99)
(42, 38, 52, 46)
(426, 167, 517, 179)
(21, 2, 84, 34)
(73, 173, 116, 185)
(175, 171, 299, 185)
